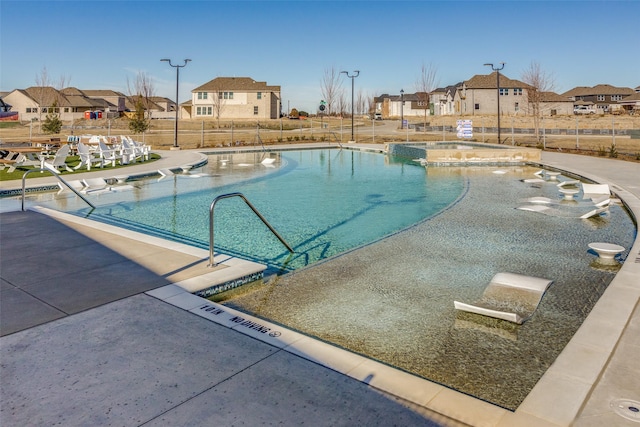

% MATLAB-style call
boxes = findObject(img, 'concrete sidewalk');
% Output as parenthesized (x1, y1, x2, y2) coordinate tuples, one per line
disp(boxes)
(1, 145, 638, 426)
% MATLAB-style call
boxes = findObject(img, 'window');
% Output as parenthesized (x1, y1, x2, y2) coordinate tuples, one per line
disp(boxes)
(26, 107, 34, 113)
(196, 106, 212, 116)
(254, 106, 259, 115)
(474, 103, 480, 110)
(64, 107, 70, 113)
(257, 92, 262, 100)
(597, 95, 605, 101)
(222, 92, 234, 99)
(499, 88, 508, 96)
(197, 92, 208, 100)
(513, 88, 523, 96)
(611, 95, 623, 101)
(515, 102, 519, 112)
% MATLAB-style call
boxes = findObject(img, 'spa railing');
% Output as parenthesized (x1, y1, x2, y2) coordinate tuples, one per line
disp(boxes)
(208, 192, 294, 267)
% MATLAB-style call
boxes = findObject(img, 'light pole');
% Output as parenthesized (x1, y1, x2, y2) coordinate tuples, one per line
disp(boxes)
(161, 58, 191, 149)
(400, 89, 405, 129)
(484, 62, 505, 144)
(341, 70, 359, 142)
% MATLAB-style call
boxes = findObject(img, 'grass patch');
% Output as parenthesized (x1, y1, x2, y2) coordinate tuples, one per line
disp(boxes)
(0, 153, 160, 182)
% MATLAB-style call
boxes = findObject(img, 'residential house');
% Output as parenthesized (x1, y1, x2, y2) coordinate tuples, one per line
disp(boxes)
(457, 72, 531, 116)
(4, 87, 126, 122)
(373, 92, 429, 119)
(189, 77, 281, 120)
(562, 84, 635, 113)
(453, 72, 574, 116)
(618, 89, 640, 114)
(430, 84, 461, 116)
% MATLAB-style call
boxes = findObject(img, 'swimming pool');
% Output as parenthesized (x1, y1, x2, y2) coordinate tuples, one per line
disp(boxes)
(24, 148, 636, 409)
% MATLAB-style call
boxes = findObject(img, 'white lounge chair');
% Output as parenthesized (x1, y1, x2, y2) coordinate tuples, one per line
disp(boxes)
(454, 272, 554, 324)
(74, 142, 104, 171)
(1, 152, 41, 173)
(98, 140, 124, 167)
(582, 183, 610, 200)
(517, 204, 608, 218)
(82, 177, 133, 194)
(42, 145, 73, 173)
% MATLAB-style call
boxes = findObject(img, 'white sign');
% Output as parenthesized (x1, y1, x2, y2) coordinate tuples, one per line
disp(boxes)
(456, 119, 473, 139)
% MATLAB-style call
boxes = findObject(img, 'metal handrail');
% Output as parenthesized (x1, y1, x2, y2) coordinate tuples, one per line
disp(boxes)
(208, 192, 293, 267)
(22, 168, 95, 211)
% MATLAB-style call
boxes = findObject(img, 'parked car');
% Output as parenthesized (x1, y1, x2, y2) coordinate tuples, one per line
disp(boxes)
(574, 106, 595, 115)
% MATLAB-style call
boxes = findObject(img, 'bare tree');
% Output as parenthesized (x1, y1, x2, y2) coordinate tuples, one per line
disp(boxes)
(355, 88, 367, 116)
(127, 71, 156, 119)
(34, 66, 70, 129)
(414, 63, 439, 131)
(210, 90, 226, 128)
(521, 61, 555, 142)
(320, 67, 343, 115)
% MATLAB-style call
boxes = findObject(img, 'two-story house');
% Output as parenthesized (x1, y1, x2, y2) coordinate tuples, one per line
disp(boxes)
(430, 84, 461, 116)
(190, 77, 281, 120)
(562, 84, 635, 113)
(456, 72, 531, 116)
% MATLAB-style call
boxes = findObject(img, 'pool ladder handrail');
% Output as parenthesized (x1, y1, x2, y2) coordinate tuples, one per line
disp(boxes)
(208, 192, 294, 267)
(21, 168, 96, 211)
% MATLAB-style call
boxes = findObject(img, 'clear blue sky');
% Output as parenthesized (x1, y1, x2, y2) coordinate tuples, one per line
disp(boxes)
(1, 0, 639, 113)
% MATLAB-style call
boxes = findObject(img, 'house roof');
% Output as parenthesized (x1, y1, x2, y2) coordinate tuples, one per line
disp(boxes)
(539, 91, 573, 102)
(561, 84, 635, 97)
(464, 72, 530, 89)
(193, 77, 280, 92)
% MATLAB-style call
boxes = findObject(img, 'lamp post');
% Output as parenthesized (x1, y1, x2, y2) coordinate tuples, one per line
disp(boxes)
(484, 62, 505, 144)
(161, 58, 191, 149)
(400, 89, 405, 129)
(341, 70, 359, 142)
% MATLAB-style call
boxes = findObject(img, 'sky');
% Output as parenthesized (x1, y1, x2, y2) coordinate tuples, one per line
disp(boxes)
(1, 0, 639, 113)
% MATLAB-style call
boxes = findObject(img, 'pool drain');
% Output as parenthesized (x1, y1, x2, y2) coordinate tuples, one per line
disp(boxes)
(610, 398, 640, 422)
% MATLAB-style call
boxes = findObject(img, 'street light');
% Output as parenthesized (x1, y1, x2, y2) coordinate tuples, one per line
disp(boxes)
(161, 58, 191, 149)
(484, 62, 505, 144)
(400, 89, 405, 129)
(341, 70, 359, 142)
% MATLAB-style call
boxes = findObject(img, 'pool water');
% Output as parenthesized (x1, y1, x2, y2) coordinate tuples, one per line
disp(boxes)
(25, 148, 636, 409)
(49, 149, 465, 272)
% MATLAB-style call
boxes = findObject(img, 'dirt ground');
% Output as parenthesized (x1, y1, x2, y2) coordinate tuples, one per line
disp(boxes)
(1, 114, 639, 162)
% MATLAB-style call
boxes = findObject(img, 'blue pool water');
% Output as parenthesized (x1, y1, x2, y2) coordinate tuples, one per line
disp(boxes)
(49, 149, 464, 272)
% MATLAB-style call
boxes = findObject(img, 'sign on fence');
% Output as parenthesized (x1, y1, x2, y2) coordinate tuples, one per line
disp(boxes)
(456, 119, 473, 139)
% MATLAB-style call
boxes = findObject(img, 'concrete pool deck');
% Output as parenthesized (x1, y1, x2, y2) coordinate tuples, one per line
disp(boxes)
(1, 144, 639, 426)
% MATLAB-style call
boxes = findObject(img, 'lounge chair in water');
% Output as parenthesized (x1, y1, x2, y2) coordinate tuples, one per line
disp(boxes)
(82, 177, 133, 194)
(582, 183, 610, 200)
(454, 272, 554, 324)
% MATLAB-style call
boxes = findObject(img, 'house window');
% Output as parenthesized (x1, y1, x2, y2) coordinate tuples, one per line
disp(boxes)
(475, 103, 480, 110)
(597, 95, 605, 101)
(64, 107, 70, 113)
(257, 92, 262, 100)
(197, 92, 208, 100)
(196, 106, 213, 116)
(611, 95, 623, 101)
(499, 88, 508, 96)
(515, 102, 519, 112)
(222, 92, 234, 99)
(513, 88, 523, 96)
(254, 106, 259, 115)
(26, 107, 34, 113)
